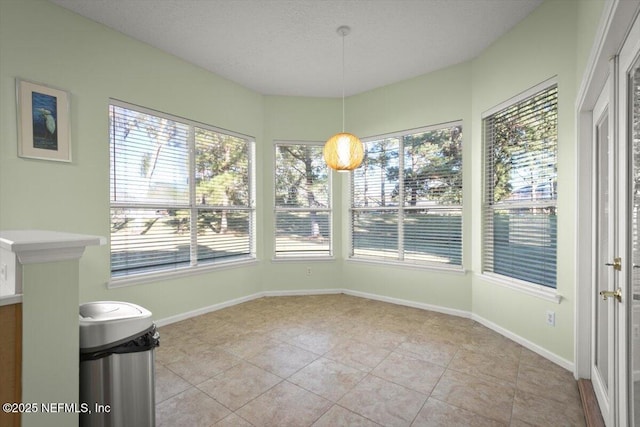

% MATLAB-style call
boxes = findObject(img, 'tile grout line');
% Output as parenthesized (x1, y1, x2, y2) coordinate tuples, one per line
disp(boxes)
(155, 295, 583, 426)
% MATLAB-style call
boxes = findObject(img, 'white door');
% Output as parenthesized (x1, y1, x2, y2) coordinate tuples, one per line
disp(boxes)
(621, 12, 640, 426)
(630, 55, 640, 427)
(577, 4, 640, 426)
(592, 12, 639, 426)
(592, 67, 618, 426)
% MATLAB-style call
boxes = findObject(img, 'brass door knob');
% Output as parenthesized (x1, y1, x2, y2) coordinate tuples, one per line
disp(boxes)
(605, 257, 622, 271)
(600, 288, 622, 302)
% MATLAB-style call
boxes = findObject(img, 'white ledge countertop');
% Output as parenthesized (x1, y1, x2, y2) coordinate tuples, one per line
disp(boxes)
(0, 230, 106, 264)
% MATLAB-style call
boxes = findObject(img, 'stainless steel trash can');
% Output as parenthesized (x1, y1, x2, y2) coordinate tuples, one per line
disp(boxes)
(79, 301, 159, 427)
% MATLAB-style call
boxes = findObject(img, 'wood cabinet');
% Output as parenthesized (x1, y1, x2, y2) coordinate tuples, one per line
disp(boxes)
(0, 303, 22, 427)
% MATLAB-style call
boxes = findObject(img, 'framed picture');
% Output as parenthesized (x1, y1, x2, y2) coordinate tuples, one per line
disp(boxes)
(16, 79, 71, 162)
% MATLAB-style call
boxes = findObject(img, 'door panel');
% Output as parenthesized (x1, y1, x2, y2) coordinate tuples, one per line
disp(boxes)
(593, 78, 616, 425)
(620, 11, 640, 425)
(627, 39, 640, 427)
(580, 5, 640, 426)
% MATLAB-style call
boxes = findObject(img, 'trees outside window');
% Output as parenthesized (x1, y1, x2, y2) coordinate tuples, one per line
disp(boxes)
(109, 101, 255, 277)
(351, 123, 463, 267)
(482, 83, 558, 288)
(274, 142, 331, 258)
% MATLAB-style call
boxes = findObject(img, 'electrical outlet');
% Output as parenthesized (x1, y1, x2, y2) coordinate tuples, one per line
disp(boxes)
(306, 267, 312, 276)
(546, 310, 555, 326)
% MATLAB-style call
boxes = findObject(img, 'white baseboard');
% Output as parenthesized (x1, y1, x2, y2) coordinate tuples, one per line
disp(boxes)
(154, 288, 345, 327)
(471, 313, 574, 372)
(342, 289, 471, 319)
(155, 287, 573, 373)
(154, 293, 263, 327)
(262, 288, 345, 297)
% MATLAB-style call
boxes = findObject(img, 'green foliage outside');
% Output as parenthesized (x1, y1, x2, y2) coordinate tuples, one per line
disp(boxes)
(486, 87, 558, 203)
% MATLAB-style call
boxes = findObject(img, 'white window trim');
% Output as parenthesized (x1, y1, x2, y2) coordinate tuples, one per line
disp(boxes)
(349, 121, 464, 269)
(477, 272, 562, 304)
(108, 258, 259, 289)
(481, 77, 560, 298)
(273, 140, 334, 259)
(270, 256, 335, 263)
(347, 257, 466, 274)
(109, 99, 256, 279)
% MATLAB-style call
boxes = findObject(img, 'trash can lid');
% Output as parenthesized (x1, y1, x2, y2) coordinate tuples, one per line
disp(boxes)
(79, 301, 153, 350)
(80, 301, 149, 321)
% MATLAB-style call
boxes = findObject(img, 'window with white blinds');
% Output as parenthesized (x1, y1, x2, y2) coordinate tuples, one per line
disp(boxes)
(482, 83, 557, 288)
(109, 100, 255, 278)
(274, 142, 331, 258)
(350, 123, 463, 267)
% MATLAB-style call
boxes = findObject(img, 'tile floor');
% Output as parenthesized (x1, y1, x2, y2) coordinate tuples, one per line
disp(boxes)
(155, 294, 585, 426)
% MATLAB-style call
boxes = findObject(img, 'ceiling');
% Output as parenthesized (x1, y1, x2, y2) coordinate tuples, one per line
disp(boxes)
(49, 0, 544, 98)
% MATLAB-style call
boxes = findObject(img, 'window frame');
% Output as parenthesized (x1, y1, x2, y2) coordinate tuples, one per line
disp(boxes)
(480, 78, 560, 301)
(108, 99, 256, 286)
(272, 140, 333, 260)
(348, 121, 464, 271)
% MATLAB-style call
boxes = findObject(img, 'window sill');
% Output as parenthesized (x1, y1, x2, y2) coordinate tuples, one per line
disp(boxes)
(271, 256, 336, 263)
(476, 272, 562, 304)
(107, 258, 258, 289)
(347, 257, 466, 274)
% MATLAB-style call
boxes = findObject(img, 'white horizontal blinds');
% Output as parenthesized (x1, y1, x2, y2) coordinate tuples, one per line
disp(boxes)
(351, 138, 400, 260)
(195, 128, 250, 207)
(402, 127, 462, 206)
(352, 138, 400, 208)
(195, 128, 253, 262)
(402, 126, 462, 265)
(109, 101, 255, 277)
(275, 144, 330, 207)
(275, 211, 331, 256)
(110, 209, 191, 273)
(274, 143, 331, 257)
(196, 210, 253, 262)
(403, 209, 462, 264)
(110, 105, 190, 204)
(110, 105, 191, 274)
(350, 125, 463, 267)
(352, 210, 399, 260)
(483, 84, 558, 287)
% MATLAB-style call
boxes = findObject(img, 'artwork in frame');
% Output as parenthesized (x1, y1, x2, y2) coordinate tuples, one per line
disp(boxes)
(16, 79, 71, 162)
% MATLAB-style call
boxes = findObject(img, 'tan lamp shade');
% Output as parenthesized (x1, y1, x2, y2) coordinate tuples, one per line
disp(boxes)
(323, 132, 364, 171)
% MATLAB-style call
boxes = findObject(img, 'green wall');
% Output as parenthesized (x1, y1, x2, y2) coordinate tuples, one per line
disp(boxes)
(469, 0, 600, 362)
(0, 0, 265, 317)
(260, 96, 344, 292)
(0, 0, 603, 369)
(344, 0, 602, 363)
(576, 0, 607, 88)
(342, 62, 473, 313)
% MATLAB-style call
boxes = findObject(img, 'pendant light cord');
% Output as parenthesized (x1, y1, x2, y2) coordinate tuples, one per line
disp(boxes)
(341, 30, 345, 133)
(336, 25, 351, 133)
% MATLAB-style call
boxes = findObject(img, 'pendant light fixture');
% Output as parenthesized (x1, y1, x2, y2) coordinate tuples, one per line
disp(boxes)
(323, 25, 364, 171)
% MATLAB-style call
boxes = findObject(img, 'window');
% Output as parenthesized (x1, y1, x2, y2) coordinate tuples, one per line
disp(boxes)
(274, 142, 331, 258)
(482, 83, 557, 288)
(350, 123, 463, 268)
(109, 100, 255, 278)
